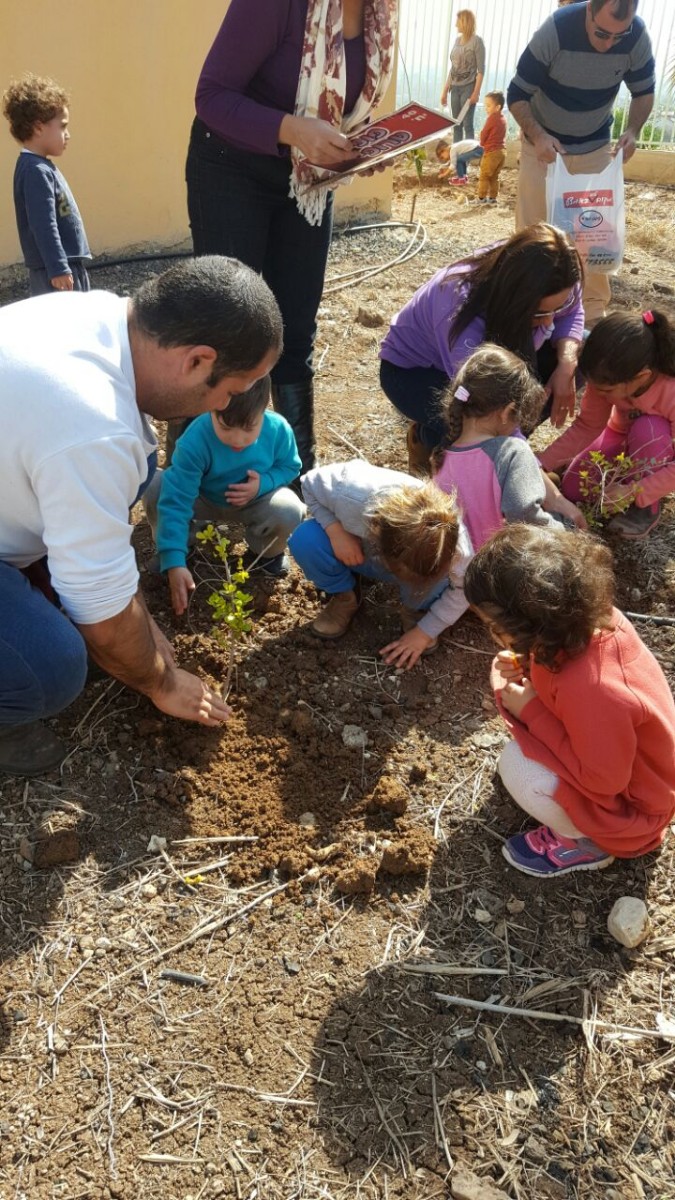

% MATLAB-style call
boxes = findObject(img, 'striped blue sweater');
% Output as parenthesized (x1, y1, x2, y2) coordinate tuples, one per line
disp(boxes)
(507, 3, 655, 154)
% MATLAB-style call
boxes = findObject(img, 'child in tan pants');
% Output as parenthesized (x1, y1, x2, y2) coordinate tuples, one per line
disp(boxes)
(477, 91, 507, 203)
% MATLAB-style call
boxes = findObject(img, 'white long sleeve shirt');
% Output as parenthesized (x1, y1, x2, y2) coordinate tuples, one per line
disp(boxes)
(0, 291, 156, 623)
(301, 460, 473, 639)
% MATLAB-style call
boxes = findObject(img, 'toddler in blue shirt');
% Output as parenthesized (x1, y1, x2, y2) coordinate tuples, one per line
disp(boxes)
(144, 376, 305, 615)
(2, 73, 91, 296)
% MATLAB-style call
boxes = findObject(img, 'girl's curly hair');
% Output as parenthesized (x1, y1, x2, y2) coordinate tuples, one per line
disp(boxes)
(464, 525, 615, 670)
(3, 74, 69, 142)
(364, 480, 461, 585)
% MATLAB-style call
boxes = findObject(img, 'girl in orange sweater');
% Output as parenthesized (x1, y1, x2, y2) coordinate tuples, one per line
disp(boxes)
(465, 524, 675, 877)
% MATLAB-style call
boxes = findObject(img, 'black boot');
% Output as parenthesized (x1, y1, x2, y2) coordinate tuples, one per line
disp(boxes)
(271, 381, 316, 476)
(0, 722, 67, 777)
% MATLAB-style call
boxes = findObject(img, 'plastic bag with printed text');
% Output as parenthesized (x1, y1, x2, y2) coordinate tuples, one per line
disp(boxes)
(546, 151, 625, 274)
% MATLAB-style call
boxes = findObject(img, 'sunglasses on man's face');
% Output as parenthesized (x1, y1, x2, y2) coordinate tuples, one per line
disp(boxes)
(590, 16, 633, 42)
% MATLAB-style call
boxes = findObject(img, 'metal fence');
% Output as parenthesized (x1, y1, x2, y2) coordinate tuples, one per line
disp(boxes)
(397, 0, 675, 151)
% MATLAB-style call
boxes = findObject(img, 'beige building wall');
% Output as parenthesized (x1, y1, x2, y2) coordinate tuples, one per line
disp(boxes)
(0, 1, 394, 268)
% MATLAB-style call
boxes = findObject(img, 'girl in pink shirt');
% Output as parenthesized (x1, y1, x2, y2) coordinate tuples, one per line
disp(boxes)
(465, 525, 675, 878)
(547, 310, 675, 539)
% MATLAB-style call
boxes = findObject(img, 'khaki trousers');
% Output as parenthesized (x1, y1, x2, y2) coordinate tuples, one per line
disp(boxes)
(515, 137, 613, 326)
(478, 149, 506, 200)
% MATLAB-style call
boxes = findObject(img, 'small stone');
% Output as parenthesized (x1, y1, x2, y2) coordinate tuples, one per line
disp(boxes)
(78, 935, 95, 953)
(52, 1033, 69, 1057)
(254, 676, 268, 691)
(476, 1060, 488, 1071)
(298, 812, 317, 828)
(506, 896, 526, 915)
(109, 894, 126, 910)
(95, 937, 112, 951)
(607, 897, 650, 948)
(146, 835, 167, 854)
(141, 883, 158, 900)
(247, 1128, 259, 1141)
(283, 956, 301, 975)
(355, 305, 385, 328)
(451, 1165, 510, 1200)
(243, 1048, 254, 1066)
(12, 1010, 27, 1023)
(342, 724, 368, 749)
(210, 1179, 226, 1197)
(474, 907, 492, 924)
(19, 827, 80, 869)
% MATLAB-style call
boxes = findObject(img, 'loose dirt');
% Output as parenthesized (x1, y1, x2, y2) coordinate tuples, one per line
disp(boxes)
(0, 162, 673, 1200)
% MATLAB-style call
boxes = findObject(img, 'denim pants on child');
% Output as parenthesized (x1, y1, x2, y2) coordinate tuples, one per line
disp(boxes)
(288, 519, 447, 611)
(0, 561, 88, 726)
(455, 145, 483, 178)
(561, 414, 673, 506)
(144, 469, 305, 559)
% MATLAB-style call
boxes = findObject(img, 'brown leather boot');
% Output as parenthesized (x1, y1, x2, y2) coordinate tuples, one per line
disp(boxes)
(406, 422, 431, 476)
(400, 605, 439, 655)
(312, 589, 360, 640)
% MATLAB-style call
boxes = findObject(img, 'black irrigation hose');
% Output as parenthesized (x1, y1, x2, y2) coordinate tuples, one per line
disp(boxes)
(88, 250, 192, 271)
(87, 220, 416, 272)
(623, 611, 675, 627)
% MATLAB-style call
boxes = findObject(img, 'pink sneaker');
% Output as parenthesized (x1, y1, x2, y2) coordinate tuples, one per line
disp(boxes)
(449, 176, 468, 186)
(502, 825, 614, 877)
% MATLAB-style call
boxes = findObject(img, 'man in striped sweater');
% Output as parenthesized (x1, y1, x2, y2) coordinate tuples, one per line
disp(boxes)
(507, 0, 655, 324)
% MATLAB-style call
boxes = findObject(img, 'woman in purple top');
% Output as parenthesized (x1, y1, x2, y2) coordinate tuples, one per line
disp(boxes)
(186, 0, 397, 476)
(379, 223, 584, 471)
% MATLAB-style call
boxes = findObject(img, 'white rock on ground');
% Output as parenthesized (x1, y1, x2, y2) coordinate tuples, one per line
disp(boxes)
(451, 1165, 510, 1200)
(607, 897, 650, 948)
(342, 724, 368, 748)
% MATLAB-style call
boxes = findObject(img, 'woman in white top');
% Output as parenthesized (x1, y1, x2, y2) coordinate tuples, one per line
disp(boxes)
(440, 9, 485, 142)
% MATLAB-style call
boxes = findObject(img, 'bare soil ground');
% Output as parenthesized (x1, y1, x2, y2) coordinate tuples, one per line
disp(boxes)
(1, 162, 674, 1200)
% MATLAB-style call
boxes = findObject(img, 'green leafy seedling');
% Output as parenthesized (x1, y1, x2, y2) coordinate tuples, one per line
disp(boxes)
(577, 450, 643, 529)
(195, 524, 253, 695)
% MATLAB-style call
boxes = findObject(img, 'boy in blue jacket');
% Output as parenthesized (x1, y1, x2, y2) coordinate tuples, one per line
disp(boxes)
(145, 377, 305, 614)
(3, 73, 91, 295)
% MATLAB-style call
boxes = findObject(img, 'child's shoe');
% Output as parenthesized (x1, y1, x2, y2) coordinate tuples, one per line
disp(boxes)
(449, 176, 468, 185)
(502, 825, 614, 877)
(312, 589, 360, 640)
(243, 551, 290, 578)
(400, 606, 439, 655)
(406, 422, 431, 476)
(608, 501, 661, 540)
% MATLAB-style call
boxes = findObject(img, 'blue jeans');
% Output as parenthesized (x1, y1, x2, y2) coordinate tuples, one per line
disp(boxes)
(379, 358, 449, 449)
(288, 519, 447, 610)
(186, 119, 334, 385)
(455, 145, 483, 179)
(0, 562, 88, 727)
(451, 84, 476, 142)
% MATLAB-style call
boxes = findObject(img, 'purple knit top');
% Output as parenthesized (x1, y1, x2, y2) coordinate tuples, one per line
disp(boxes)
(196, 0, 367, 157)
(380, 261, 585, 375)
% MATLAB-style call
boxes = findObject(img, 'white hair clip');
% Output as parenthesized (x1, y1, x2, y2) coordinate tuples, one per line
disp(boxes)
(455, 385, 470, 403)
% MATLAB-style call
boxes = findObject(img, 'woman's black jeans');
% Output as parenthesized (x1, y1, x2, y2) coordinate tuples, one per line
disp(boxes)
(186, 118, 333, 385)
(380, 342, 559, 449)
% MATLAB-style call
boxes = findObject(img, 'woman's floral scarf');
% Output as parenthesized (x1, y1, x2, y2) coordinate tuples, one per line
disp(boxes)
(290, 0, 398, 225)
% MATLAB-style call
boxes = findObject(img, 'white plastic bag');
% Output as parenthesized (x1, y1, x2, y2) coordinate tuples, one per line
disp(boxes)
(546, 150, 625, 274)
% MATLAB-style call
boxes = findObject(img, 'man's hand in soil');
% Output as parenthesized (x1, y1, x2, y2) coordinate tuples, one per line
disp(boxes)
(79, 592, 230, 725)
(326, 521, 365, 567)
(149, 668, 231, 726)
(379, 626, 434, 670)
(168, 566, 196, 616)
(225, 470, 260, 508)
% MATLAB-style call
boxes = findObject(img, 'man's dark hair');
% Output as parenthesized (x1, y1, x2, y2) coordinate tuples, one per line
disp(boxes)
(214, 374, 271, 430)
(589, 0, 638, 19)
(131, 256, 283, 385)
